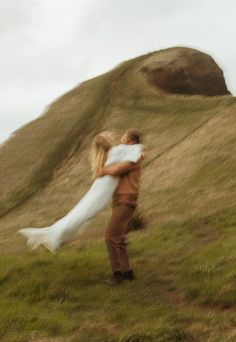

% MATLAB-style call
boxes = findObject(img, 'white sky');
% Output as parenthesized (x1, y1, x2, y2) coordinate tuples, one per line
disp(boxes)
(1, 0, 236, 144)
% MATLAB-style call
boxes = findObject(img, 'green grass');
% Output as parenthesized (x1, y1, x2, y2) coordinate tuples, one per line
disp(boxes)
(0, 48, 236, 340)
(1, 206, 236, 341)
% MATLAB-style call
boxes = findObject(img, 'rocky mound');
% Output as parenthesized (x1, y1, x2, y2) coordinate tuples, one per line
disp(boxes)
(139, 47, 230, 96)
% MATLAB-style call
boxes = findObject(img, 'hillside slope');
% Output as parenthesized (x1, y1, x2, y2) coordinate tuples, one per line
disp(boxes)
(0, 47, 236, 341)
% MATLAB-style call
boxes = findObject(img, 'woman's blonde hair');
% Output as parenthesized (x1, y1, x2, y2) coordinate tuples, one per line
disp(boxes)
(90, 131, 118, 179)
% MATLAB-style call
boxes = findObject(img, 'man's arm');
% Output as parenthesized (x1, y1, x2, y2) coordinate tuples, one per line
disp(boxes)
(98, 160, 140, 177)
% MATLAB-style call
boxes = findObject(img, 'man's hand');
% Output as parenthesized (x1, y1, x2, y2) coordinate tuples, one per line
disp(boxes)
(97, 166, 113, 177)
(97, 167, 105, 177)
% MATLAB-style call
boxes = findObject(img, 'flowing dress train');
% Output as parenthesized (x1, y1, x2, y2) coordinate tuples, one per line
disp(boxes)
(18, 143, 143, 253)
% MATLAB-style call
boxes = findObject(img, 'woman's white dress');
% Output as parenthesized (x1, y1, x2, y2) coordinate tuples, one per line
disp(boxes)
(18, 143, 143, 253)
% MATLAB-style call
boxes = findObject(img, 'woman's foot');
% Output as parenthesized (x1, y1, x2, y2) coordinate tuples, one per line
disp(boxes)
(18, 227, 61, 254)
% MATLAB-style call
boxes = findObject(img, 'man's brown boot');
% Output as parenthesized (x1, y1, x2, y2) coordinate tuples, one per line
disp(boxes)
(122, 269, 135, 281)
(105, 270, 124, 286)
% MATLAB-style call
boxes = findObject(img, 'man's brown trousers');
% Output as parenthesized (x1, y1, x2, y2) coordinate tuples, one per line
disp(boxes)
(105, 204, 135, 272)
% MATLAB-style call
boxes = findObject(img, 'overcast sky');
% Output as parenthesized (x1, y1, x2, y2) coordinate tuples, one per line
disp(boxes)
(1, 0, 236, 144)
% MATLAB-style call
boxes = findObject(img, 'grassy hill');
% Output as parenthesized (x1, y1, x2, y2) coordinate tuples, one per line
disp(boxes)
(0, 48, 236, 341)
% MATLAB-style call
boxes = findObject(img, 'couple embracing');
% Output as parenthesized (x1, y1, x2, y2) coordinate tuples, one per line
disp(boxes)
(19, 129, 145, 286)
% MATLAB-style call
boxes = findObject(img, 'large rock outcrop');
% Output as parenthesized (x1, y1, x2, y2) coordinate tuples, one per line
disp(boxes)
(139, 47, 230, 96)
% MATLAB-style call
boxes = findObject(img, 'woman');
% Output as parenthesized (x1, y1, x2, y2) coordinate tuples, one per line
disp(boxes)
(18, 131, 144, 253)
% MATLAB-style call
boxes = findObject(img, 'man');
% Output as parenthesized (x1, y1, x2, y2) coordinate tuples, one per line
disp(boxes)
(97, 129, 144, 285)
